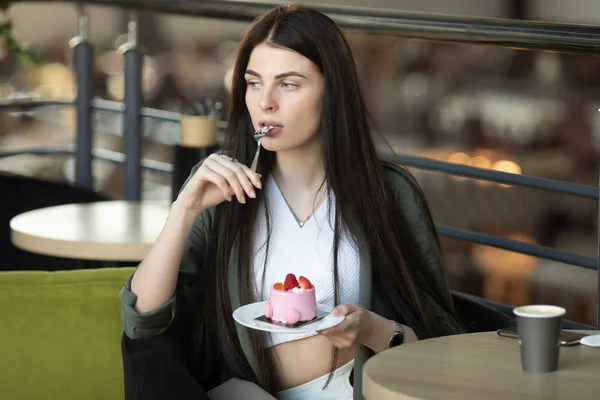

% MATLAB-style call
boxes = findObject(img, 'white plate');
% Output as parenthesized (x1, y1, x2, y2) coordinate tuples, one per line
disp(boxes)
(233, 301, 345, 333)
(580, 334, 600, 348)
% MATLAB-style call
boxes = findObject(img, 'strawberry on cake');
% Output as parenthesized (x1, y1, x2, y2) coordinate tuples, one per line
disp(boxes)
(263, 273, 317, 324)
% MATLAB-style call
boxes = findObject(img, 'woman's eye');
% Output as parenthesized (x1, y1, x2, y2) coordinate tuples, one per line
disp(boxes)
(282, 82, 297, 90)
(247, 81, 261, 89)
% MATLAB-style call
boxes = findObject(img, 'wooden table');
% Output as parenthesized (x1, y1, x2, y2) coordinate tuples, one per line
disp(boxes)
(363, 330, 600, 400)
(10, 201, 169, 262)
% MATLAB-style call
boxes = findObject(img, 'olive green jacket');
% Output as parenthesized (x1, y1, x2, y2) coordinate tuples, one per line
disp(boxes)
(120, 161, 463, 399)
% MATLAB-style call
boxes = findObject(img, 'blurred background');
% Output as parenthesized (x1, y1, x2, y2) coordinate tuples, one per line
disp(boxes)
(1, 0, 598, 325)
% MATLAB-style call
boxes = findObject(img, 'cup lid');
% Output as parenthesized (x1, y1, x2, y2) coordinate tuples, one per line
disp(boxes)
(513, 305, 566, 318)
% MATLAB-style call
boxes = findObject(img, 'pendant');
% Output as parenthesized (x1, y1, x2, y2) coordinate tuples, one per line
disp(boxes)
(299, 221, 304, 227)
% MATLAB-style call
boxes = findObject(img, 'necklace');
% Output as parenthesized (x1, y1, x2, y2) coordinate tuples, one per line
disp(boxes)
(280, 188, 327, 228)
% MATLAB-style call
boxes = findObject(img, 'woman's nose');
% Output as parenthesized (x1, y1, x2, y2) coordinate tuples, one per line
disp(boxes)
(259, 89, 278, 112)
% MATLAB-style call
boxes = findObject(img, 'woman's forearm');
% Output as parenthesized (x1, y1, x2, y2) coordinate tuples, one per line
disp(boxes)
(364, 312, 419, 353)
(130, 201, 201, 313)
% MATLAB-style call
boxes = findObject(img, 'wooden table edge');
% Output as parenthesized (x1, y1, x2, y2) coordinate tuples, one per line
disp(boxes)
(10, 228, 150, 262)
(362, 330, 600, 400)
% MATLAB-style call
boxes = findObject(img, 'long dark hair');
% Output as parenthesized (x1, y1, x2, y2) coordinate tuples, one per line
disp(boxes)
(189, 4, 461, 394)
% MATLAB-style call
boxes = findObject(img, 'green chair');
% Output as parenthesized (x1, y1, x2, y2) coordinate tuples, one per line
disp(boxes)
(0, 267, 134, 400)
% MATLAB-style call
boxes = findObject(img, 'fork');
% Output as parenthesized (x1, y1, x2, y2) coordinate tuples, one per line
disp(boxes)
(250, 126, 273, 172)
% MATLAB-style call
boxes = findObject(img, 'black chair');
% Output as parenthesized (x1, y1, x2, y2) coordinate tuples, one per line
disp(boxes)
(562, 320, 597, 330)
(452, 291, 516, 333)
(0, 173, 110, 271)
(452, 291, 598, 332)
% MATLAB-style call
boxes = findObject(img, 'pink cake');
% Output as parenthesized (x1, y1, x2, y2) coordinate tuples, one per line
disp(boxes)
(263, 273, 317, 324)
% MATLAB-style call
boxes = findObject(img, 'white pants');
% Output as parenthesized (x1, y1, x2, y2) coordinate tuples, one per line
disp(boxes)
(207, 359, 354, 400)
(207, 378, 276, 400)
(276, 359, 354, 400)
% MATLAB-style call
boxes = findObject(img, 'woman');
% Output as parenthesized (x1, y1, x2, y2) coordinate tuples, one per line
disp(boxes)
(120, 5, 463, 400)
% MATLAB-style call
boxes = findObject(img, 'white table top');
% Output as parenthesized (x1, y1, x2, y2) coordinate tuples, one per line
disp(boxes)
(362, 330, 600, 400)
(10, 200, 170, 262)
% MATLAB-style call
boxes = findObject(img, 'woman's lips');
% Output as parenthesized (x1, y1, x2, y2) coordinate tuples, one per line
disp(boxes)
(257, 125, 283, 136)
(265, 126, 283, 136)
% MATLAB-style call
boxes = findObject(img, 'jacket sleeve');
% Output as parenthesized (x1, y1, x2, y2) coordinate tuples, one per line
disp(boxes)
(120, 161, 214, 339)
(384, 163, 464, 335)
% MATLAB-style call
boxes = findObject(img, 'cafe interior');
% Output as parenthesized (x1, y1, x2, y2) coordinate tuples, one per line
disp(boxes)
(1, 0, 600, 399)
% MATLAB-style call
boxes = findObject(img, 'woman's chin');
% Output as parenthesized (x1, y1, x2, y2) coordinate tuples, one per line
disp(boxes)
(260, 137, 311, 153)
(260, 143, 274, 152)
(262, 144, 293, 153)
(259, 140, 280, 152)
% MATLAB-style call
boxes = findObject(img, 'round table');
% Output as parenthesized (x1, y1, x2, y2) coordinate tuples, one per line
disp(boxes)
(10, 201, 170, 262)
(363, 330, 600, 399)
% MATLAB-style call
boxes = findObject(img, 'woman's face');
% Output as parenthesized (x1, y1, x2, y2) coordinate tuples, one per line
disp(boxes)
(244, 43, 325, 153)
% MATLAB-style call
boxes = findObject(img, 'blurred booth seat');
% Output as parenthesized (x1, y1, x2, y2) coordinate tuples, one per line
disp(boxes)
(0, 172, 109, 271)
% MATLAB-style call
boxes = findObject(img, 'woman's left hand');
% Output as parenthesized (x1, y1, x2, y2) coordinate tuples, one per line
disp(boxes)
(318, 302, 396, 352)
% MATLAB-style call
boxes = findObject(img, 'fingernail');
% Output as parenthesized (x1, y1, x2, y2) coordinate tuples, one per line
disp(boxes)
(241, 197, 246, 204)
(250, 190, 256, 198)
(256, 180, 262, 189)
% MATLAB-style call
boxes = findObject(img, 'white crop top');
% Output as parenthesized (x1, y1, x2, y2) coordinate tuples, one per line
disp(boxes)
(252, 176, 360, 348)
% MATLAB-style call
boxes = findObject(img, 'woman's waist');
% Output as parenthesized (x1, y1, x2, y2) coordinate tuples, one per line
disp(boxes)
(266, 334, 355, 391)
(275, 358, 355, 400)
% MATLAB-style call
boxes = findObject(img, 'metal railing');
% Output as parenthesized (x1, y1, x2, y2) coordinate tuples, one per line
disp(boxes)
(1, 1, 599, 328)
(22, 0, 600, 54)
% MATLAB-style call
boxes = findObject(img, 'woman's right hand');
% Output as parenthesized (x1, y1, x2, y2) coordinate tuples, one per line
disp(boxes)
(174, 154, 263, 213)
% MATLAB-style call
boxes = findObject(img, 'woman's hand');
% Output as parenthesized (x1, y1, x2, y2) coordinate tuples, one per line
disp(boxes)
(174, 153, 262, 213)
(319, 302, 418, 353)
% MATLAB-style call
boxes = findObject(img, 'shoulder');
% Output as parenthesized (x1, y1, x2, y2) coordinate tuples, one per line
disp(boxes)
(382, 162, 415, 187)
(381, 161, 424, 207)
